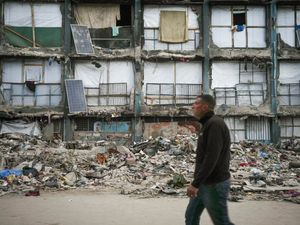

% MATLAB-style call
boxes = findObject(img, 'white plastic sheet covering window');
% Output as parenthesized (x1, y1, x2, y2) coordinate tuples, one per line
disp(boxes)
(279, 62, 300, 83)
(75, 61, 134, 106)
(1, 59, 62, 106)
(279, 117, 300, 139)
(75, 61, 134, 91)
(143, 61, 202, 104)
(143, 5, 199, 50)
(212, 62, 240, 88)
(0, 120, 41, 136)
(4, 2, 62, 27)
(277, 7, 299, 47)
(211, 6, 266, 48)
(278, 62, 300, 106)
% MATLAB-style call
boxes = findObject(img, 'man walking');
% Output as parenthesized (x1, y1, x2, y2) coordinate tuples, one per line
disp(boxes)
(185, 95, 234, 225)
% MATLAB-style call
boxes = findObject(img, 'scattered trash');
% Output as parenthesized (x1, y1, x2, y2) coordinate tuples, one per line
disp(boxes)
(0, 169, 22, 178)
(0, 133, 299, 203)
(22, 167, 39, 177)
(25, 190, 40, 197)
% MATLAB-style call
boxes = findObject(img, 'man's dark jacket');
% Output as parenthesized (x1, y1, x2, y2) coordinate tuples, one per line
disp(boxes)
(192, 111, 231, 187)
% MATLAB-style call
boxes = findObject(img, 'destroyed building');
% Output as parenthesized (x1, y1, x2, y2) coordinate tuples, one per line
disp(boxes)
(0, 0, 299, 144)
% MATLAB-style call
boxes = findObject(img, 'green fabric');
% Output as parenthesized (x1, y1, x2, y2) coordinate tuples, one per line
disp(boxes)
(4, 26, 62, 47)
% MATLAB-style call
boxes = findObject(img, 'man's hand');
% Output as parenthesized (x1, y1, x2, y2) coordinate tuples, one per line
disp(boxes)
(187, 184, 198, 198)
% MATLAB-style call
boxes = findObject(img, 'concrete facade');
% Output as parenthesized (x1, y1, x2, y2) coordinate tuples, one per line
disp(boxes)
(0, 0, 299, 143)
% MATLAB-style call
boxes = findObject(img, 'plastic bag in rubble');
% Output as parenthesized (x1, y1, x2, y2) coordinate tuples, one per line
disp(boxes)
(0, 169, 22, 178)
(167, 173, 187, 188)
(22, 166, 39, 177)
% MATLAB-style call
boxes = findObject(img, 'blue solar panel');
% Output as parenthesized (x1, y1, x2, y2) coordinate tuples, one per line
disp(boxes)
(65, 80, 87, 113)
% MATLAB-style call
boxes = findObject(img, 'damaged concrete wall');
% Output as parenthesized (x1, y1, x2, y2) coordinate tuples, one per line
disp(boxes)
(143, 120, 198, 138)
(0, 0, 299, 144)
(73, 119, 132, 144)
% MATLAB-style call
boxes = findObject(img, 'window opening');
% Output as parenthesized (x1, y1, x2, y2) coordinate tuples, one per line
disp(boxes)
(116, 5, 131, 26)
(233, 9, 246, 26)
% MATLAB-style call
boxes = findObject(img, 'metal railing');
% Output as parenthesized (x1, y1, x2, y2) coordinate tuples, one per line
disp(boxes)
(143, 28, 200, 51)
(2, 82, 62, 107)
(214, 83, 266, 106)
(145, 83, 202, 105)
(85, 83, 128, 106)
(278, 82, 300, 106)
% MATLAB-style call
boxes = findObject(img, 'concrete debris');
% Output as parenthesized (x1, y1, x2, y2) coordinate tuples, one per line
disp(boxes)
(0, 133, 299, 203)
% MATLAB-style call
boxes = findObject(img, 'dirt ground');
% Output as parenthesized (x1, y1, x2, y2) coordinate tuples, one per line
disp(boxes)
(0, 189, 299, 225)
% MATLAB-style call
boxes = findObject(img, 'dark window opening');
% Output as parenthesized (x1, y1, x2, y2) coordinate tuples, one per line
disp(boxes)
(233, 12, 246, 26)
(116, 5, 131, 26)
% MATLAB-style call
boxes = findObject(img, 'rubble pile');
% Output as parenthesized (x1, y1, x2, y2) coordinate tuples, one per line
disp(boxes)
(230, 141, 300, 203)
(0, 133, 299, 203)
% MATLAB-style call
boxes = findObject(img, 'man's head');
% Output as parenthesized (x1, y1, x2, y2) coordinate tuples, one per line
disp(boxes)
(192, 94, 216, 119)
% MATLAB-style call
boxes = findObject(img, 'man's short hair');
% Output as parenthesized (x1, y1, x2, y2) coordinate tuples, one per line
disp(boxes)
(198, 94, 216, 110)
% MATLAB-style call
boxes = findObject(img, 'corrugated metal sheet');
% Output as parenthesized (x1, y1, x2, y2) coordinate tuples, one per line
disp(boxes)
(246, 117, 270, 141)
(225, 116, 271, 142)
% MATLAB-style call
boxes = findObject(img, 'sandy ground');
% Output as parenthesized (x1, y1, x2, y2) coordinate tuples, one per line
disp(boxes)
(0, 190, 299, 225)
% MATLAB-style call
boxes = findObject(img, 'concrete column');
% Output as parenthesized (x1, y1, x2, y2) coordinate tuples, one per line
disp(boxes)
(132, 0, 143, 142)
(270, 0, 280, 143)
(203, 0, 210, 94)
(63, 0, 73, 141)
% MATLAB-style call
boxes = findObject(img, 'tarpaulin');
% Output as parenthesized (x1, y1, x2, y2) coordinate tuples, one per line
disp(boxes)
(0, 121, 41, 136)
(159, 11, 188, 43)
(144, 5, 198, 29)
(74, 4, 120, 29)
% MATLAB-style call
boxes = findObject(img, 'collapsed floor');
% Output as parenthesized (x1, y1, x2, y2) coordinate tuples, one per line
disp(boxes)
(0, 133, 299, 204)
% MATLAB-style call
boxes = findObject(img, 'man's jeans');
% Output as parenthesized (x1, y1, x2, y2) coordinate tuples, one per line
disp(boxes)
(185, 179, 234, 225)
